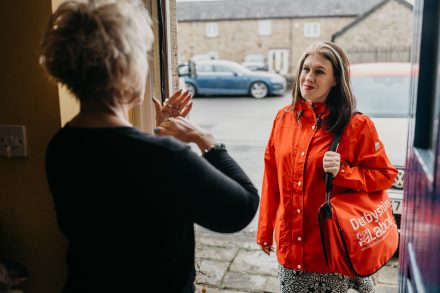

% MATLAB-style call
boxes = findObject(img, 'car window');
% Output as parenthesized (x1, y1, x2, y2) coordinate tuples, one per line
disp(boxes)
(196, 64, 214, 73)
(214, 65, 235, 73)
(351, 75, 410, 117)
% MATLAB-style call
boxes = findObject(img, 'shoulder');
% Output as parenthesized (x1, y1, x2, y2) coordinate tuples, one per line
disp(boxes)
(347, 113, 375, 131)
(344, 113, 378, 139)
(273, 105, 294, 122)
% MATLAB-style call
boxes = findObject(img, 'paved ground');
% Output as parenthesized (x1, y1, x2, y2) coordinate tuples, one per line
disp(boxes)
(193, 229, 399, 293)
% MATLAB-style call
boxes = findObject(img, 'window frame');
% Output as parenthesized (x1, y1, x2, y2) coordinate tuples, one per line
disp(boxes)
(304, 22, 320, 38)
(206, 22, 219, 38)
(258, 20, 272, 36)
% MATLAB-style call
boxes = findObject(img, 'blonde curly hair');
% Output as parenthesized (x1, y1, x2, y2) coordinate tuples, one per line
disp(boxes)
(40, 0, 154, 103)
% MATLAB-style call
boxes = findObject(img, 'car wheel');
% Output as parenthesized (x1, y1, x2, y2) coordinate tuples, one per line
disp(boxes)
(250, 82, 268, 99)
(186, 83, 197, 97)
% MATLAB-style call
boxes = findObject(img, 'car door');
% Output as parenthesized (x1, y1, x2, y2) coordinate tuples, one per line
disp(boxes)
(193, 63, 217, 94)
(213, 64, 248, 95)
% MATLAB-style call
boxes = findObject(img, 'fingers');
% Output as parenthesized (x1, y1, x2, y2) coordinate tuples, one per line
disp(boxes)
(180, 101, 193, 117)
(152, 97, 162, 113)
(154, 117, 189, 139)
(323, 151, 341, 176)
(260, 245, 273, 255)
(167, 89, 191, 106)
(164, 90, 192, 117)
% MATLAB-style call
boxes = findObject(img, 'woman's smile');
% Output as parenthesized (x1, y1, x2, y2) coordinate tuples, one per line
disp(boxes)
(303, 84, 315, 91)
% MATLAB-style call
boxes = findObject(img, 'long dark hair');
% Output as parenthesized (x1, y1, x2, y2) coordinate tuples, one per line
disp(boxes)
(291, 41, 356, 135)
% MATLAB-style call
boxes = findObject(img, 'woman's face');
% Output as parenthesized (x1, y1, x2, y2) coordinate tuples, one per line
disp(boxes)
(299, 53, 336, 104)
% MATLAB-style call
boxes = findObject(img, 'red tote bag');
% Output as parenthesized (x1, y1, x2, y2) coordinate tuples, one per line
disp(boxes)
(318, 132, 399, 278)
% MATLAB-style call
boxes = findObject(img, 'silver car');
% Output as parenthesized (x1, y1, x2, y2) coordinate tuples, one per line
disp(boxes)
(350, 62, 410, 228)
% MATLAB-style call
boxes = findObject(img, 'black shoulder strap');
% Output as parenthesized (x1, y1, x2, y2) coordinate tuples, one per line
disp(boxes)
(324, 112, 361, 194)
(325, 132, 343, 193)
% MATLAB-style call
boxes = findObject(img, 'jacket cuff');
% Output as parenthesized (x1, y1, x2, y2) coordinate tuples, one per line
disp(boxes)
(256, 235, 273, 247)
(333, 161, 350, 185)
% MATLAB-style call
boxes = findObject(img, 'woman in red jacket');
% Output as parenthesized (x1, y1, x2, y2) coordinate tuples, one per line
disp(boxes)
(257, 41, 397, 292)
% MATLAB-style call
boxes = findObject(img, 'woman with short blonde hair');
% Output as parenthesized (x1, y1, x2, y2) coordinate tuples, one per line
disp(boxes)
(42, 1, 259, 292)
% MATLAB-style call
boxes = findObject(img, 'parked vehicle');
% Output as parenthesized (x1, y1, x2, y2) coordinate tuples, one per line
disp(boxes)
(350, 62, 411, 228)
(241, 53, 268, 71)
(178, 59, 286, 99)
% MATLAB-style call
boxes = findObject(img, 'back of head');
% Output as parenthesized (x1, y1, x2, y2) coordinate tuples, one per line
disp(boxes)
(40, 0, 154, 103)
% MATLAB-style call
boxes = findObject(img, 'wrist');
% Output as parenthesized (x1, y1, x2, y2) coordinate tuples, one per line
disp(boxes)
(193, 132, 216, 152)
(202, 143, 226, 156)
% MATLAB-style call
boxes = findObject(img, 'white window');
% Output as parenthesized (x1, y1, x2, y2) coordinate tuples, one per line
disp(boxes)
(258, 20, 271, 36)
(205, 22, 219, 38)
(304, 23, 320, 38)
(268, 49, 289, 75)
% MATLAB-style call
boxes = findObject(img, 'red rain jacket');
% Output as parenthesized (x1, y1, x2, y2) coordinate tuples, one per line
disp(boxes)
(257, 98, 397, 273)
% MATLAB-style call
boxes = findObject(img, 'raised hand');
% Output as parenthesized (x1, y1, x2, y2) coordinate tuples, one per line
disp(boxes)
(154, 117, 215, 153)
(152, 89, 193, 126)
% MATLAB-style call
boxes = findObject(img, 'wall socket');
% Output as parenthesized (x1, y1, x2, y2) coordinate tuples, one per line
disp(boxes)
(0, 125, 28, 158)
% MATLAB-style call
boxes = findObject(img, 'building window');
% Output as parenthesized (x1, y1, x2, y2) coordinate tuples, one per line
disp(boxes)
(205, 22, 219, 38)
(258, 20, 271, 36)
(304, 23, 320, 38)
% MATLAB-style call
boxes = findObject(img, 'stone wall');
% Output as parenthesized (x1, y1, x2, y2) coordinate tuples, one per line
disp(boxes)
(334, 0, 412, 63)
(177, 17, 354, 76)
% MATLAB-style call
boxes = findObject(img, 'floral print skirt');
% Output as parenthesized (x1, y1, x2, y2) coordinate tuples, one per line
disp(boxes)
(279, 265, 375, 293)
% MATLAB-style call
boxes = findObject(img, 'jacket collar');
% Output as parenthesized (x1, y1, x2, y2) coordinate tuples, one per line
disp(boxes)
(295, 97, 330, 122)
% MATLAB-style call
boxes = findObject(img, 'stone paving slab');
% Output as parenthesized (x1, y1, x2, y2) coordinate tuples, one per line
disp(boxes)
(196, 245, 239, 262)
(376, 265, 398, 285)
(196, 232, 260, 251)
(222, 271, 267, 292)
(264, 276, 280, 293)
(195, 230, 399, 292)
(195, 285, 248, 293)
(195, 258, 230, 287)
(374, 284, 398, 292)
(229, 250, 278, 277)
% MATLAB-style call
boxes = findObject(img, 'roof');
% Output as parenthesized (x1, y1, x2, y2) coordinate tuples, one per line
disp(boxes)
(332, 0, 413, 41)
(177, 0, 385, 22)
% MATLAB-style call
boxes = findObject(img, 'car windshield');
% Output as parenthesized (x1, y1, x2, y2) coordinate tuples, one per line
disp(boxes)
(351, 75, 410, 118)
(198, 62, 251, 74)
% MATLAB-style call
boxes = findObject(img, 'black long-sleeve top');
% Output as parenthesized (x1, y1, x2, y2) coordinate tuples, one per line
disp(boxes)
(45, 125, 259, 293)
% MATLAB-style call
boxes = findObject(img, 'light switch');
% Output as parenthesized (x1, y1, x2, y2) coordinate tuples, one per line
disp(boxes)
(0, 125, 28, 158)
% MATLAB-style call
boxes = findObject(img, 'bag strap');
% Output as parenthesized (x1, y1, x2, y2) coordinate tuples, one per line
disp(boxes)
(324, 112, 361, 202)
(325, 133, 342, 202)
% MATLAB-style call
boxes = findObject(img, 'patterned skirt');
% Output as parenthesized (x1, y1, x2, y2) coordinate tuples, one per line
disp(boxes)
(279, 265, 375, 293)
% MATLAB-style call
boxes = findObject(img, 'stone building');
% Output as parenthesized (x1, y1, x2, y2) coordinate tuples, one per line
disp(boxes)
(176, 0, 412, 76)
(332, 0, 413, 63)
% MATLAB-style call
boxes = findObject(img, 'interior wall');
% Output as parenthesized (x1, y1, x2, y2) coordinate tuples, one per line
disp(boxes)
(0, 1, 67, 293)
(0, 1, 178, 292)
